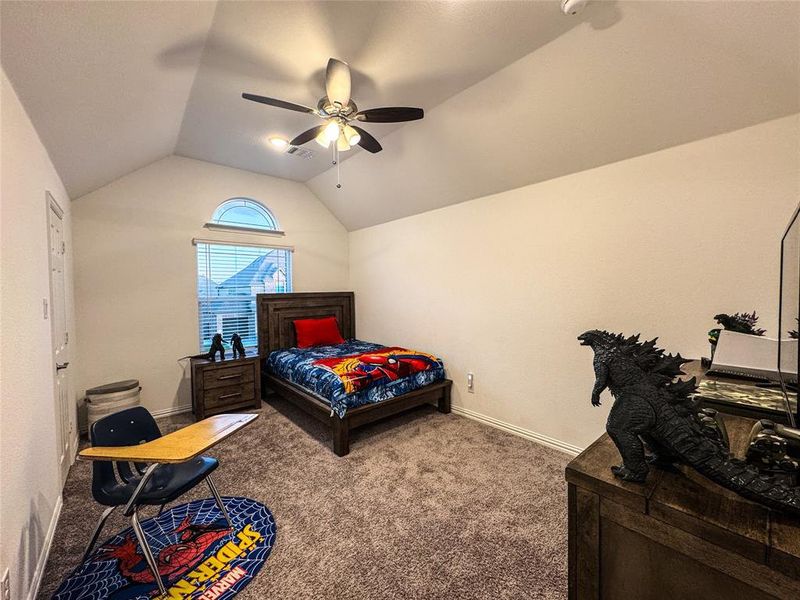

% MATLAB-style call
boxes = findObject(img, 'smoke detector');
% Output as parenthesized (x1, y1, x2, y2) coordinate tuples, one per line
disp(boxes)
(561, 0, 589, 15)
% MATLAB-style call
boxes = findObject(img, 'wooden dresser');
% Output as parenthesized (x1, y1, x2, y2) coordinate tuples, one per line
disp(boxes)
(566, 413, 800, 599)
(190, 355, 261, 420)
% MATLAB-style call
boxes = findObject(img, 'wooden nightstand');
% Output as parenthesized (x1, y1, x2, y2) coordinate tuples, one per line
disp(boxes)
(190, 355, 262, 420)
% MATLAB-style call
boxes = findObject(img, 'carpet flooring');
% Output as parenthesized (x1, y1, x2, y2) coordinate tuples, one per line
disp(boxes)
(38, 398, 570, 599)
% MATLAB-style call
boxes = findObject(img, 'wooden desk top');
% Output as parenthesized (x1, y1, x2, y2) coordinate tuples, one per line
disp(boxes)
(566, 412, 800, 580)
(78, 413, 258, 464)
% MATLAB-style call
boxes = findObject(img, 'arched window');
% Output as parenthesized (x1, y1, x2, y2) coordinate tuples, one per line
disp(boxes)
(207, 198, 282, 234)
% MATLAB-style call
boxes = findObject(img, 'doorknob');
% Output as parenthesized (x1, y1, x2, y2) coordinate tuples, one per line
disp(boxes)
(56, 362, 70, 371)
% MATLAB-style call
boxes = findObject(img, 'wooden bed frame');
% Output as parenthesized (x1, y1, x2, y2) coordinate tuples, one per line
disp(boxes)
(256, 292, 452, 456)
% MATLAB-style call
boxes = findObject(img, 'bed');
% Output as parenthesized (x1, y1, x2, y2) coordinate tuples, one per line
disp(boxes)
(257, 292, 452, 456)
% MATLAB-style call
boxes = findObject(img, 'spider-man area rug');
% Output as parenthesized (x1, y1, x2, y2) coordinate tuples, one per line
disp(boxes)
(53, 497, 276, 600)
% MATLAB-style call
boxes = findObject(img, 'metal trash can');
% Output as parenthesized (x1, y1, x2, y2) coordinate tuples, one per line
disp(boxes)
(86, 379, 141, 431)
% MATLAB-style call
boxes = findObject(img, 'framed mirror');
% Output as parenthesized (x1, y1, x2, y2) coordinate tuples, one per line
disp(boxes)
(778, 203, 799, 427)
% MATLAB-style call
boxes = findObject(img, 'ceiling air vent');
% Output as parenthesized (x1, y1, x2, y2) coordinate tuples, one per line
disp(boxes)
(285, 146, 314, 159)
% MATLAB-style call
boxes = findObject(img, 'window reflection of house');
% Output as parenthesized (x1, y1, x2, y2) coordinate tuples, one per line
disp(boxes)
(274, 268, 287, 293)
(198, 251, 291, 350)
(217, 254, 283, 295)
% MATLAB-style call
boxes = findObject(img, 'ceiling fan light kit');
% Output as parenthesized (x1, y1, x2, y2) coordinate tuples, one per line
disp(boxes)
(243, 57, 424, 188)
(336, 136, 351, 152)
(343, 124, 361, 146)
(323, 120, 341, 142)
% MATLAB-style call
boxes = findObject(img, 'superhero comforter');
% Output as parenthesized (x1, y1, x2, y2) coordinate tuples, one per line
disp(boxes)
(265, 339, 445, 417)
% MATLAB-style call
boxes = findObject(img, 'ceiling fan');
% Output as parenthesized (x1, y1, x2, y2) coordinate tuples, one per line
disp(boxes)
(242, 58, 424, 155)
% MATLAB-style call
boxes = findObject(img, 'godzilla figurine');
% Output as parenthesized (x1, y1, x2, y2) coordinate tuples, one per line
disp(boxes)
(708, 311, 766, 347)
(578, 329, 800, 516)
(715, 311, 767, 336)
(207, 333, 226, 361)
(231, 333, 247, 359)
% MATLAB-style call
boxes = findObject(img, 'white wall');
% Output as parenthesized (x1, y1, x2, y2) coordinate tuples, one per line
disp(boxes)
(348, 115, 800, 451)
(72, 156, 348, 415)
(0, 68, 76, 600)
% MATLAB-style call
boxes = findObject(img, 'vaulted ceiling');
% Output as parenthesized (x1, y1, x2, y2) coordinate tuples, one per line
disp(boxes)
(2, 1, 799, 230)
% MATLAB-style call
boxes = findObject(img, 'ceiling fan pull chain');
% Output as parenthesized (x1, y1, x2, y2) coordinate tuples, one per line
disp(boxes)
(335, 145, 342, 189)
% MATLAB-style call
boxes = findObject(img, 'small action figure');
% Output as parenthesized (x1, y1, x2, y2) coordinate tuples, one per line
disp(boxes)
(207, 333, 225, 362)
(231, 333, 247, 359)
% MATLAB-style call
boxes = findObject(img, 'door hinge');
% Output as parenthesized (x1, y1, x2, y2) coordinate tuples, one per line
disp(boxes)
(61, 241, 66, 254)
(65, 331, 69, 344)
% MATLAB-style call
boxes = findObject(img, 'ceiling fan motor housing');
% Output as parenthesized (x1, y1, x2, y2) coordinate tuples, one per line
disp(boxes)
(317, 97, 358, 119)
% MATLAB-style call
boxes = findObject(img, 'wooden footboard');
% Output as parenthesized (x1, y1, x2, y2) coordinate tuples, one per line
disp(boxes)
(263, 374, 452, 456)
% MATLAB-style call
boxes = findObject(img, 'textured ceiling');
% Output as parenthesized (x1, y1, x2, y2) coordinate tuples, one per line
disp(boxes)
(0, 1, 216, 198)
(2, 1, 799, 230)
(1, 0, 590, 197)
(173, 0, 602, 181)
(309, 0, 800, 229)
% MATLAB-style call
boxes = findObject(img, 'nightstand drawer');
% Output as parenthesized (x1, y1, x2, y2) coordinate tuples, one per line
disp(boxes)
(204, 382, 256, 409)
(203, 363, 255, 389)
(190, 355, 261, 420)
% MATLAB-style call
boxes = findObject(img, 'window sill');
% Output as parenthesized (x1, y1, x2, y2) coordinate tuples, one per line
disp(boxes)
(203, 222, 286, 236)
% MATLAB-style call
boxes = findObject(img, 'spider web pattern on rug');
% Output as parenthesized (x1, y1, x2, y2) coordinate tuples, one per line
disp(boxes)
(53, 497, 276, 600)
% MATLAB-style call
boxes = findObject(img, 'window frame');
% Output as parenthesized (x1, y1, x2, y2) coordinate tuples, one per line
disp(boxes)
(204, 197, 285, 237)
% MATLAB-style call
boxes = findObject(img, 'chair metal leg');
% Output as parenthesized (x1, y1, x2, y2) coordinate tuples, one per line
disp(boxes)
(131, 507, 167, 596)
(206, 476, 233, 529)
(158, 502, 168, 516)
(82, 505, 117, 561)
(123, 463, 160, 516)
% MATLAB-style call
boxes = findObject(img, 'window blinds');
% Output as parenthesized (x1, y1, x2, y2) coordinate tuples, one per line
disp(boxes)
(196, 241, 292, 351)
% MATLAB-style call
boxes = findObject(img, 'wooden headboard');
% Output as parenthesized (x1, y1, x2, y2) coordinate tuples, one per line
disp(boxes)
(256, 292, 355, 356)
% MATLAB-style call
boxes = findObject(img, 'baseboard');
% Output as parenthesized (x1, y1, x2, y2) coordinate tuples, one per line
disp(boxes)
(151, 404, 193, 419)
(450, 405, 584, 456)
(26, 494, 63, 600)
(71, 432, 79, 464)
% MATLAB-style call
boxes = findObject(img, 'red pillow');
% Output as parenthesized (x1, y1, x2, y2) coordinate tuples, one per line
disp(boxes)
(294, 316, 345, 348)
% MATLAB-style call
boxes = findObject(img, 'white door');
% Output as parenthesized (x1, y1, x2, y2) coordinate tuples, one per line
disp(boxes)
(48, 193, 71, 484)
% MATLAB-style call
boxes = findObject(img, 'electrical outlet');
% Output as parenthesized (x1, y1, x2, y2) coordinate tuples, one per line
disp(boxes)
(467, 372, 474, 393)
(1, 568, 10, 600)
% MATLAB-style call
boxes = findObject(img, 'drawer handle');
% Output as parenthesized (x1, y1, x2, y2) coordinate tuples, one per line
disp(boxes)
(218, 374, 242, 380)
(218, 392, 242, 400)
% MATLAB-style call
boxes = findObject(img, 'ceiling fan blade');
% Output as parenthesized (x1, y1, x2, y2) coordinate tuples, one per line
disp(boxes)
(351, 126, 382, 153)
(290, 125, 326, 146)
(325, 58, 351, 107)
(355, 107, 424, 123)
(242, 93, 316, 114)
